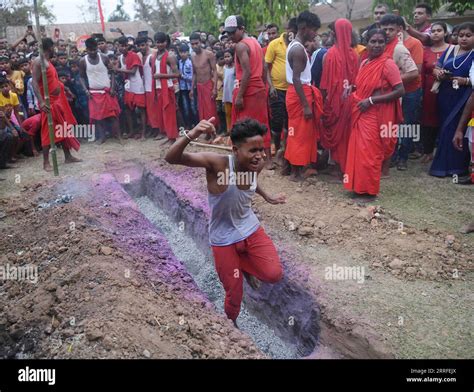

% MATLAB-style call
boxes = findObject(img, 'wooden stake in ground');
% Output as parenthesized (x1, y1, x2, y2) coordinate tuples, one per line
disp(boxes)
(33, 0, 59, 176)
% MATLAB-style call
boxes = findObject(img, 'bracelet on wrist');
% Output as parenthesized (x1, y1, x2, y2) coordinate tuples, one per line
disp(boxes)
(184, 130, 196, 142)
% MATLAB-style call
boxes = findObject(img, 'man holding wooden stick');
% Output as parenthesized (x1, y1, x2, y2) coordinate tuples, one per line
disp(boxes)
(165, 117, 285, 327)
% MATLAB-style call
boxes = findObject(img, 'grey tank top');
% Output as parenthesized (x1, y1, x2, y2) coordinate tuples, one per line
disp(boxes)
(208, 155, 260, 246)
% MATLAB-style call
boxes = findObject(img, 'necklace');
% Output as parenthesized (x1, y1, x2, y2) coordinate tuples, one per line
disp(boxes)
(452, 46, 473, 70)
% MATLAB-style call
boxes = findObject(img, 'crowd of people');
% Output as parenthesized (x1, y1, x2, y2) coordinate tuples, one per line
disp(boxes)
(0, 3, 472, 196)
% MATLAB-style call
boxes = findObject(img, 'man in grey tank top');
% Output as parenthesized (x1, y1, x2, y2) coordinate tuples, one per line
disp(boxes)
(166, 117, 285, 327)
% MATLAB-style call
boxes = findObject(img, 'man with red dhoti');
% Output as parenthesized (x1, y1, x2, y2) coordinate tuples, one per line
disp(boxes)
(31, 38, 81, 172)
(138, 36, 161, 139)
(320, 18, 359, 175)
(114, 36, 147, 140)
(343, 29, 404, 198)
(284, 11, 324, 182)
(189, 32, 218, 128)
(151, 32, 180, 144)
(224, 15, 273, 167)
(79, 38, 121, 144)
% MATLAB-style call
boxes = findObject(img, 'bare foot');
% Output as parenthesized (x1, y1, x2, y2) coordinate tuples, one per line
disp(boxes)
(43, 162, 53, 172)
(289, 173, 303, 182)
(264, 160, 276, 170)
(243, 272, 261, 290)
(303, 168, 318, 178)
(420, 154, 433, 163)
(65, 156, 82, 164)
(460, 223, 474, 234)
(154, 134, 166, 141)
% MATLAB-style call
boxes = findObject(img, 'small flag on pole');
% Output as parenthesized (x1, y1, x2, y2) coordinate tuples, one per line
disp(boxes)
(98, 0, 105, 33)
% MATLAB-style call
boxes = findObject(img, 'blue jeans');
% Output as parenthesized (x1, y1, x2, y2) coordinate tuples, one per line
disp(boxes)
(178, 90, 197, 128)
(393, 88, 422, 162)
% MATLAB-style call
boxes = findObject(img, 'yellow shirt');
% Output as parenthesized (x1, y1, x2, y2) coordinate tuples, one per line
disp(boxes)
(0, 91, 20, 110)
(265, 33, 288, 91)
(8, 70, 25, 96)
(216, 64, 224, 101)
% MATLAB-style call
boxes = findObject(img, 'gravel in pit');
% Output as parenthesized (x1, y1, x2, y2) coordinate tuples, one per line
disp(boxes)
(134, 196, 299, 359)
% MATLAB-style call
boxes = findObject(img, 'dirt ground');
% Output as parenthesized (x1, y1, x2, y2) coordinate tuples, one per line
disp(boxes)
(0, 138, 472, 359)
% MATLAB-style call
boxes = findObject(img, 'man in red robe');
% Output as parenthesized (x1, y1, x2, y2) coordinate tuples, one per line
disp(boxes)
(31, 38, 81, 172)
(151, 32, 180, 144)
(284, 11, 323, 182)
(224, 15, 273, 168)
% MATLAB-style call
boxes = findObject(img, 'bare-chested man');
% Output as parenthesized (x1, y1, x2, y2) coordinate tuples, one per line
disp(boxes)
(31, 38, 81, 171)
(189, 32, 218, 127)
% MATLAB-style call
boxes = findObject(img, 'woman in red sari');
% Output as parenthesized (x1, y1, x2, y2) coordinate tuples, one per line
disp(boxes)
(420, 22, 450, 163)
(344, 29, 404, 197)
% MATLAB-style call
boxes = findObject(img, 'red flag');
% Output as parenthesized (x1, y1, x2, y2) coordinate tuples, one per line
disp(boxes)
(98, 0, 105, 33)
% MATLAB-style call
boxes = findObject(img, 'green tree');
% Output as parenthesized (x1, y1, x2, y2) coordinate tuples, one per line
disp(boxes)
(0, 0, 55, 35)
(134, 0, 183, 34)
(108, 0, 131, 22)
(377, 1, 472, 21)
(221, 0, 309, 30)
(77, 0, 99, 23)
(181, 0, 220, 34)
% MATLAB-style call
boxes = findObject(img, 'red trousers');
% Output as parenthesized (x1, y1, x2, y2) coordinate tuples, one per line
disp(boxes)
(211, 226, 283, 321)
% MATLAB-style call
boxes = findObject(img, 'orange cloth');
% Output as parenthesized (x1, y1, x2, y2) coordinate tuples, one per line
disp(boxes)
(344, 55, 403, 195)
(284, 84, 323, 166)
(150, 51, 178, 139)
(37, 63, 80, 150)
(88, 88, 121, 121)
(320, 18, 359, 172)
(197, 79, 218, 122)
(232, 37, 270, 148)
(403, 36, 423, 93)
(124, 91, 145, 109)
(145, 91, 160, 128)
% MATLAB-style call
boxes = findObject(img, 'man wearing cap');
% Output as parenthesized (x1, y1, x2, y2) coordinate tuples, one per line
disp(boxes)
(79, 38, 121, 144)
(224, 15, 273, 168)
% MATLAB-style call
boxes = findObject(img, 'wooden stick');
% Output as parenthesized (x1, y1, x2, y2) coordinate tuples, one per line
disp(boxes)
(190, 141, 232, 151)
(34, 0, 59, 176)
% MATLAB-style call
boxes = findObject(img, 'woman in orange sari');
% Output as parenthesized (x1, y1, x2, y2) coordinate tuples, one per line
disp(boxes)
(344, 29, 404, 197)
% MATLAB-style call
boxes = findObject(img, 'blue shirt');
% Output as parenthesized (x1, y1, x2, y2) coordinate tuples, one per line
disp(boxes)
(179, 58, 193, 91)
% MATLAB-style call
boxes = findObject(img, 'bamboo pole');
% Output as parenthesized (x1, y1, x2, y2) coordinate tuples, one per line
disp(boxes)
(190, 141, 232, 151)
(33, 0, 59, 176)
